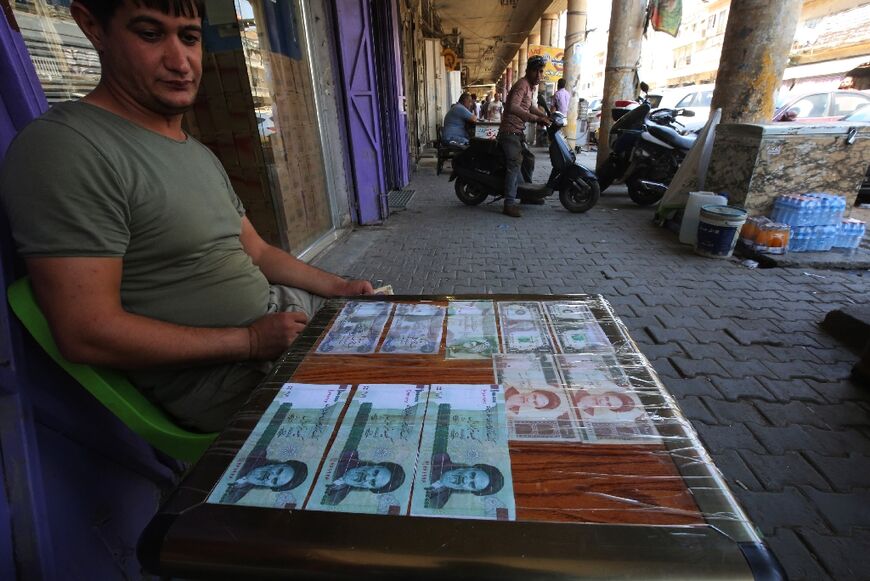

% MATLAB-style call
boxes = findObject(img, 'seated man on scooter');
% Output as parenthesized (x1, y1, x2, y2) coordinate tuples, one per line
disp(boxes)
(497, 56, 551, 218)
(442, 93, 478, 147)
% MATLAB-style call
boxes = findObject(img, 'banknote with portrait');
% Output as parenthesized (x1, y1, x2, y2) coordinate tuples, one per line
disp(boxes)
(551, 319, 614, 354)
(411, 384, 515, 520)
(564, 384, 661, 444)
(207, 383, 349, 509)
(380, 303, 446, 354)
(316, 301, 394, 354)
(307, 384, 428, 515)
(494, 354, 579, 442)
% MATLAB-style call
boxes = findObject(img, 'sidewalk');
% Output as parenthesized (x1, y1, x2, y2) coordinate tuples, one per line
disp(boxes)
(313, 147, 870, 580)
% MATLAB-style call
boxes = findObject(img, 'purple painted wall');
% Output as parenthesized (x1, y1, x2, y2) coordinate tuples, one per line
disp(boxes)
(333, 0, 388, 224)
(1, 10, 177, 579)
(388, 0, 410, 187)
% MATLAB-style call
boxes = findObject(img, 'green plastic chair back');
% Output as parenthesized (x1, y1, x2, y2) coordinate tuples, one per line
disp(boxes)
(7, 277, 216, 462)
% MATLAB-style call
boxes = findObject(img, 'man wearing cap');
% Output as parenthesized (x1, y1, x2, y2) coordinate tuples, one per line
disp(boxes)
(497, 56, 551, 218)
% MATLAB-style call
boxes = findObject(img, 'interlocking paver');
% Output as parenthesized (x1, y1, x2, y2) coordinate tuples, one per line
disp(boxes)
(313, 152, 870, 580)
(740, 451, 829, 491)
(801, 488, 870, 535)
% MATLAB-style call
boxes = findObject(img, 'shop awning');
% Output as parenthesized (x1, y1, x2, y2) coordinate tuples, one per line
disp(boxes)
(783, 55, 870, 80)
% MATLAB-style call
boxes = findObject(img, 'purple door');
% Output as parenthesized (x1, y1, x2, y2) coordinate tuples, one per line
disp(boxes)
(334, 0, 388, 224)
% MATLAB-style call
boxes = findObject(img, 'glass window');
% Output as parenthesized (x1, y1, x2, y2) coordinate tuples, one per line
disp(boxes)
(698, 91, 714, 107)
(845, 104, 870, 122)
(676, 93, 695, 108)
(11, 0, 101, 104)
(832, 93, 870, 117)
(789, 94, 828, 118)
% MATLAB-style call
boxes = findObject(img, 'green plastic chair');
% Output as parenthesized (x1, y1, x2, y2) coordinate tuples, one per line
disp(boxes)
(7, 277, 216, 462)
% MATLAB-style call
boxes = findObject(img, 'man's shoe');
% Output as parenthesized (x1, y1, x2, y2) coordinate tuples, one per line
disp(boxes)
(503, 205, 522, 218)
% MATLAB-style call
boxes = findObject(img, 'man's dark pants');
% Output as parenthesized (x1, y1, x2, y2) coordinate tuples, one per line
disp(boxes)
(497, 132, 535, 206)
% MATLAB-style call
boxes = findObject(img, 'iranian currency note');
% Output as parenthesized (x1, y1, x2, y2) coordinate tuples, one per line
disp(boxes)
(497, 302, 555, 354)
(446, 301, 498, 359)
(555, 353, 631, 388)
(494, 354, 579, 441)
(306, 384, 428, 515)
(316, 301, 394, 354)
(410, 384, 515, 520)
(207, 383, 348, 509)
(564, 385, 661, 444)
(380, 304, 446, 354)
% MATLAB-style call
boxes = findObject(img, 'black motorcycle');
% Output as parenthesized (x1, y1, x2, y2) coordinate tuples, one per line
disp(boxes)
(596, 85, 697, 206)
(449, 104, 600, 213)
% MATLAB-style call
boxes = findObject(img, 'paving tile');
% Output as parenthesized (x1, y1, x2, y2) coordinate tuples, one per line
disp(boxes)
(801, 488, 870, 535)
(732, 487, 829, 535)
(644, 326, 694, 344)
(740, 451, 829, 491)
(695, 422, 766, 454)
(675, 341, 731, 360)
(749, 424, 868, 456)
(688, 329, 739, 345)
(660, 377, 723, 400)
(669, 356, 728, 378)
(711, 377, 776, 401)
(709, 449, 763, 492)
(754, 401, 832, 429)
(674, 396, 716, 424)
(706, 399, 769, 426)
(799, 528, 870, 580)
(803, 452, 870, 492)
(758, 377, 826, 404)
(805, 378, 869, 404)
(765, 528, 832, 581)
(725, 328, 786, 346)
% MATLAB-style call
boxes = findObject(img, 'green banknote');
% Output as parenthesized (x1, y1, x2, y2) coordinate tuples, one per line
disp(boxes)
(306, 384, 428, 515)
(410, 384, 516, 520)
(445, 301, 499, 359)
(207, 383, 349, 509)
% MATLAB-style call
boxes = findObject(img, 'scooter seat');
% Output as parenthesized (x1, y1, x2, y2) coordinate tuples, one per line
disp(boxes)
(648, 124, 696, 151)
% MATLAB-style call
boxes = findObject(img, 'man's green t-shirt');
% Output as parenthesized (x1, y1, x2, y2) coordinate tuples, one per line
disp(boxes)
(0, 101, 270, 361)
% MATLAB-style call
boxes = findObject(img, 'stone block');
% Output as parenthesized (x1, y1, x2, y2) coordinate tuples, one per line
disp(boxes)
(711, 377, 775, 401)
(740, 451, 829, 491)
(732, 487, 829, 535)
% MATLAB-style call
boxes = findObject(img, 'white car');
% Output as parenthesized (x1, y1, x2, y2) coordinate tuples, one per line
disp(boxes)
(670, 84, 715, 132)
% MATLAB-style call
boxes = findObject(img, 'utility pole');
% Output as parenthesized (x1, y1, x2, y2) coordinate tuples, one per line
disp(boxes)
(563, 0, 587, 151)
(597, 0, 645, 167)
(711, 0, 802, 124)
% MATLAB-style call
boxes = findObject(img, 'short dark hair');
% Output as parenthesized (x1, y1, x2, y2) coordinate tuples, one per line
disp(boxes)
(75, 0, 204, 28)
(458, 92, 471, 104)
(557, 78, 566, 89)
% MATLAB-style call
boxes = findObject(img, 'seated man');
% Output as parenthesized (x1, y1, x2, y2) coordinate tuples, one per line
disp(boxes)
(0, 0, 372, 432)
(441, 92, 477, 147)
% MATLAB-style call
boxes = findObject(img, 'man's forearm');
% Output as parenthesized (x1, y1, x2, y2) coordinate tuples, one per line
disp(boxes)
(58, 309, 250, 370)
(253, 245, 349, 297)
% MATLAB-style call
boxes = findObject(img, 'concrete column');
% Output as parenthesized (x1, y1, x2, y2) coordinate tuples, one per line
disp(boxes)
(505, 66, 513, 95)
(528, 29, 540, 47)
(711, 0, 802, 124)
(563, 0, 587, 151)
(596, 0, 645, 167)
(518, 39, 528, 80)
(541, 13, 558, 46)
(512, 54, 519, 85)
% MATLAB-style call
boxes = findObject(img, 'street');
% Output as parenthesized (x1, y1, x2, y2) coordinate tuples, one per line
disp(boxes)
(314, 147, 870, 580)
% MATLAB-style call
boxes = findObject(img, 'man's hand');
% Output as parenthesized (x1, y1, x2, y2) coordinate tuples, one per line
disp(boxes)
(537, 115, 552, 126)
(248, 311, 309, 360)
(338, 279, 375, 296)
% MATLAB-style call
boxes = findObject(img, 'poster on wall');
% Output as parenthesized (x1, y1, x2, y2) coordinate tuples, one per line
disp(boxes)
(528, 45, 564, 84)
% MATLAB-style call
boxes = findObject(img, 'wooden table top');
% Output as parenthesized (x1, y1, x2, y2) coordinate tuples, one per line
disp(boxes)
(139, 294, 775, 580)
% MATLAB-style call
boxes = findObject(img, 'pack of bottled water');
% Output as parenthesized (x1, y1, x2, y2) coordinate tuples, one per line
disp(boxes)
(771, 193, 847, 228)
(788, 220, 865, 252)
(834, 219, 866, 250)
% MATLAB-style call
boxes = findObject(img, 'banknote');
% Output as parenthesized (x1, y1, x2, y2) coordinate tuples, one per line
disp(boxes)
(410, 384, 515, 520)
(555, 353, 631, 388)
(497, 302, 555, 354)
(207, 383, 349, 509)
(494, 354, 579, 441)
(306, 384, 428, 515)
(565, 384, 661, 444)
(316, 301, 394, 354)
(543, 301, 596, 322)
(446, 301, 499, 359)
(552, 320, 614, 354)
(380, 304, 446, 354)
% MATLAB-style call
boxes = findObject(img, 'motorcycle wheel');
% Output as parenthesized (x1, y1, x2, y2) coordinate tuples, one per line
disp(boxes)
(559, 179, 600, 213)
(454, 178, 488, 206)
(595, 158, 617, 192)
(627, 179, 665, 206)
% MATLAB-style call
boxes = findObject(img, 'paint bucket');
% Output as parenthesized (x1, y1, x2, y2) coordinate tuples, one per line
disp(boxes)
(695, 205, 748, 259)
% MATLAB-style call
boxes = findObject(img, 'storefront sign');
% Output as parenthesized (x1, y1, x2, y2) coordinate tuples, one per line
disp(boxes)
(528, 45, 564, 83)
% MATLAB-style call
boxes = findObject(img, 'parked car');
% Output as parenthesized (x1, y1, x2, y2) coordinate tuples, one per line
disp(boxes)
(773, 90, 870, 123)
(670, 84, 715, 132)
(841, 103, 870, 205)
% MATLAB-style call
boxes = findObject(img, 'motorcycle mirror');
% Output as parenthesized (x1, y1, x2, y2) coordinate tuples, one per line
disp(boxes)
(639, 81, 649, 94)
(681, 109, 696, 117)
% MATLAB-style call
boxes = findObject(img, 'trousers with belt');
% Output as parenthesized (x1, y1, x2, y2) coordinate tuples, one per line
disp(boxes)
(497, 131, 535, 206)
